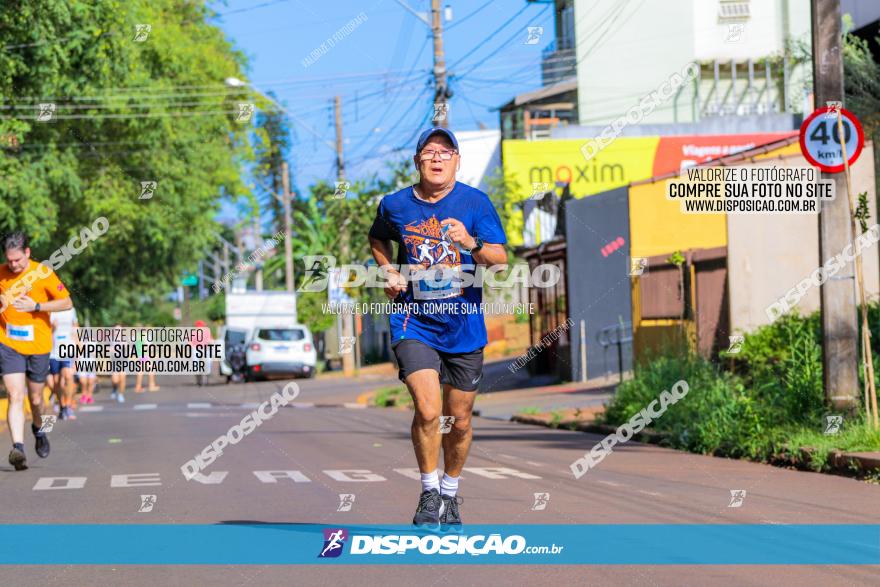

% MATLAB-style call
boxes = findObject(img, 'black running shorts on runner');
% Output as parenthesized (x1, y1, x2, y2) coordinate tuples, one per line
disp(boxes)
(0, 343, 51, 383)
(392, 339, 484, 391)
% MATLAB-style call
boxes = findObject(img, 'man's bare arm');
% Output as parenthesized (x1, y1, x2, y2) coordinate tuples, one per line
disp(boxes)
(369, 236, 406, 299)
(471, 243, 507, 267)
(369, 236, 395, 268)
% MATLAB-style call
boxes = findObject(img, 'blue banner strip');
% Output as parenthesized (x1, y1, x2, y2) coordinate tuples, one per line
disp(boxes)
(0, 524, 877, 564)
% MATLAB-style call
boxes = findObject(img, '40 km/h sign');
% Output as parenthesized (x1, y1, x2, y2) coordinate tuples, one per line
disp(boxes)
(799, 106, 865, 173)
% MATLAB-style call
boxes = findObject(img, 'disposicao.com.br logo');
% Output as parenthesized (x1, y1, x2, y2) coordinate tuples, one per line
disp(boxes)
(318, 528, 564, 558)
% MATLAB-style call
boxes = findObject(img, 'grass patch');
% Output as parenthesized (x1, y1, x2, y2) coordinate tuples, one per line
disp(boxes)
(780, 424, 880, 471)
(600, 310, 880, 473)
(372, 386, 411, 408)
(518, 406, 542, 415)
(549, 410, 565, 429)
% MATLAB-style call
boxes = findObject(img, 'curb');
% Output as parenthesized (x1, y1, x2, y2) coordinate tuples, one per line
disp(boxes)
(510, 414, 665, 443)
(790, 447, 880, 474)
(510, 414, 880, 475)
(355, 391, 375, 405)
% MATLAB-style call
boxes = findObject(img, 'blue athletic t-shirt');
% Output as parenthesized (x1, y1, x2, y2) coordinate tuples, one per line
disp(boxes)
(369, 182, 507, 354)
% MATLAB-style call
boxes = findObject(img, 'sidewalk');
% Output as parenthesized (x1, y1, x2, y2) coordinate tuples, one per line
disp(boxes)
(357, 358, 880, 477)
(317, 361, 397, 380)
(357, 356, 621, 419)
(473, 375, 617, 421)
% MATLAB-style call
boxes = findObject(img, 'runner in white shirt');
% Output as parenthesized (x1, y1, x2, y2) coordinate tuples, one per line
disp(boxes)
(49, 308, 78, 420)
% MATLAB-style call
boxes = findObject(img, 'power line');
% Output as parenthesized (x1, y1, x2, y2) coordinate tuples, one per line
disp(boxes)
(3, 68, 432, 101)
(0, 109, 248, 121)
(446, 3, 532, 72)
(456, 4, 551, 80)
(346, 34, 431, 156)
(445, 0, 494, 31)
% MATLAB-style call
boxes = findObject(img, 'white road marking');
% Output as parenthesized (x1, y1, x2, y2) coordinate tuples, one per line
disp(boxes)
(394, 468, 465, 481)
(110, 474, 161, 488)
(32, 467, 549, 490)
(189, 471, 229, 485)
(343, 403, 366, 409)
(323, 470, 387, 482)
(597, 480, 622, 487)
(79, 406, 104, 412)
(463, 467, 541, 480)
(187, 402, 212, 409)
(240, 403, 260, 409)
(526, 461, 544, 467)
(133, 404, 157, 410)
(637, 490, 663, 497)
(393, 468, 423, 481)
(291, 403, 315, 409)
(253, 470, 311, 483)
(33, 477, 86, 491)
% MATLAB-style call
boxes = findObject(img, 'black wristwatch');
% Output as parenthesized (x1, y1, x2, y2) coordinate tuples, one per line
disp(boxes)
(34, 303, 41, 312)
(468, 236, 484, 254)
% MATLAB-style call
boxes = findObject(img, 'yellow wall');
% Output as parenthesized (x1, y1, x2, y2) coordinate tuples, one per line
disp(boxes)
(628, 179, 728, 258)
(503, 138, 660, 200)
(503, 137, 660, 246)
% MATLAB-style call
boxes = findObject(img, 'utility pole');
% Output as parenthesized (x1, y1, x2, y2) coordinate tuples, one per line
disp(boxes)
(335, 95, 345, 181)
(394, 0, 450, 127)
(333, 94, 356, 376)
(431, 0, 449, 128)
(281, 162, 294, 293)
(812, 0, 859, 411)
(252, 213, 263, 291)
(222, 241, 230, 278)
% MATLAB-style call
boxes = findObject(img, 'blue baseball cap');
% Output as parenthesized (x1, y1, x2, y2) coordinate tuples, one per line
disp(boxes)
(415, 127, 459, 153)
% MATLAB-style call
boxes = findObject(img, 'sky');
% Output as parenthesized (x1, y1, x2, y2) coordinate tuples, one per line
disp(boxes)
(207, 0, 554, 199)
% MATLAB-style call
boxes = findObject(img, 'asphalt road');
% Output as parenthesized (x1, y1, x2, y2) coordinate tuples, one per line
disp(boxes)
(1, 375, 878, 586)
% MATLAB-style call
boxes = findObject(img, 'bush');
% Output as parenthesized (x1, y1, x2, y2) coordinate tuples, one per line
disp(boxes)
(601, 306, 880, 468)
(601, 353, 770, 457)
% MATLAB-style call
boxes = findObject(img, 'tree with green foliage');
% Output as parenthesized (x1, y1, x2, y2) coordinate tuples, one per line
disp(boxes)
(843, 24, 880, 202)
(253, 95, 294, 237)
(0, 0, 258, 325)
(269, 159, 416, 333)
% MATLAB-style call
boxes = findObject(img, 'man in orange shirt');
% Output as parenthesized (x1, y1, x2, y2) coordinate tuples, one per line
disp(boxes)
(0, 232, 73, 470)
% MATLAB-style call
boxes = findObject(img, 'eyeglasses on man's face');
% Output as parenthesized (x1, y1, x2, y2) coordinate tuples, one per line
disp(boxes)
(418, 149, 457, 161)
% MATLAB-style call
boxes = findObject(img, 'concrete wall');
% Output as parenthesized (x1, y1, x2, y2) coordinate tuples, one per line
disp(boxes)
(574, 0, 696, 126)
(455, 129, 500, 193)
(572, 0, 811, 127)
(693, 0, 810, 61)
(727, 142, 880, 334)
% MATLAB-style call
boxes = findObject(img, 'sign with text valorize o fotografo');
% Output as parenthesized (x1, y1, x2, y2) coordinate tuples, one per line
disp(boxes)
(799, 106, 865, 173)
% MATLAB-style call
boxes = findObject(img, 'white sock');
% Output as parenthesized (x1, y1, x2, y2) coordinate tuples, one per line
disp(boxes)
(440, 473, 459, 497)
(420, 470, 440, 493)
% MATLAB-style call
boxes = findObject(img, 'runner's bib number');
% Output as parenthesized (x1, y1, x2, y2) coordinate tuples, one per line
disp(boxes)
(412, 266, 463, 300)
(7, 323, 34, 341)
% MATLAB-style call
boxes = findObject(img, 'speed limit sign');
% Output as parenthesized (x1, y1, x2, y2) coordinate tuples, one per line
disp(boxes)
(799, 106, 865, 173)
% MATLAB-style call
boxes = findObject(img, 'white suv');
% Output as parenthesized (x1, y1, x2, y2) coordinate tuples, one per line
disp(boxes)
(246, 325, 317, 380)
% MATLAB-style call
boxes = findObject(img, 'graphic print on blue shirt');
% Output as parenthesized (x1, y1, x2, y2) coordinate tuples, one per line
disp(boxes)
(403, 216, 463, 301)
(369, 182, 507, 354)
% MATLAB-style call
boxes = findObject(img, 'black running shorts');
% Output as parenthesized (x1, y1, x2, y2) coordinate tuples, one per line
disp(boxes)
(0, 343, 51, 383)
(392, 339, 484, 391)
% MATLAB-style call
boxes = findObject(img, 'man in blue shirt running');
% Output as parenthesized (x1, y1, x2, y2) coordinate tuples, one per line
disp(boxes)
(369, 127, 508, 530)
